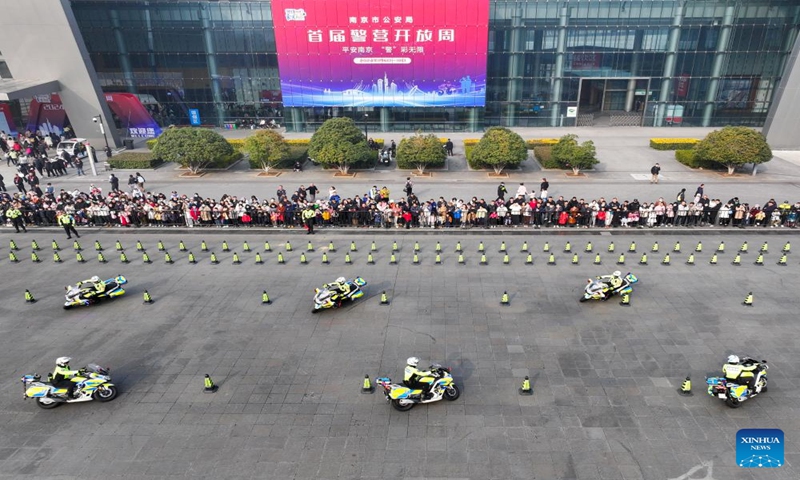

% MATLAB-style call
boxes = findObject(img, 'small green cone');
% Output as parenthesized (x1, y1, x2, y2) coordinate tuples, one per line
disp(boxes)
(501, 291, 509, 305)
(571, 254, 579, 265)
(119, 252, 128, 264)
(743, 292, 753, 306)
(584, 242, 592, 253)
(739, 242, 748, 253)
(25, 289, 36, 303)
(435, 242, 441, 253)
(782, 242, 790, 253)
(393, 241, 399, 252)
(52, 239, 60, 251)
(9, 239, 18, 251)
(201, 241, 208, 252)
(165, 252, 174, 264)
(608, 242, 615, 253)
(97, 252, 107, 263)
(9, 251, 19, 263)
(277, 252, 285, 264)
(253, 252, 262, 264)
(754, 254, 764, 265)
(136, 240, 144, 251)
(777, 255, 788, 266)
(222, 241, 230, 252)
(760, 242, 768, 253)
(368, 253, 375, 264)
(639, 253, 647, 265)
(321, 252, 329, 264)
(412, 253, 419, 264)
(265, 241, 272, 252)
(157, 240, 164, 251)
(31, 240, 40, 251)
(731, 254, 741, 265)
(243, 241, 251, 252)
(299, 253, 307, 264)
(594, 254, 602, 265)
(77, 252, 86, 263)
(548, 253, 555, 265)
(143, 252, 151, 264)
(350, 241, 357, 252)
(414, 242, 420, 252)
(203, 374, 217, 393)
(521, 241, 529, 252)
(390, 253, 397, 264)
(686, 253, 695, 265)
(458, 254, 465, 264)
(371, 241, 376, 252)
(525, 254, 533, 264)
(717, 242, 725, 253)
(628, 241, 636, 253)
(188, 252, 197, 264)
(327, 241, 335, 252)
(709, 254, 718, 265)
(695, 242, 703, 253)
(309, 241, 316, 252)
(232, 252, 241, 264)
(500, 241, 507, 253)
(115, 240, 123, 251)
(179, 241, 187, 252)
(210, 252, 219, 264)
(345, 253, 352, 264)
(143, 290, 154, 304)
(435, 254, 442, 264)
(454, 241, 461, 253)
(53, 252, 62, 263)
(564, 242, 571, 253)
(380, 291, 389, 305)
(651, 242, 659, 253)
(519, 376, 533, 395)
(478, 242, 485, 253)
(31, 252, 41, 263)
(662, 253, 671, 265)
(73, 240, 82, 251)
(673, 242, 681, 252)
(480, 254, 488, 265)
(543, 242, 550, 252)
(617, 254, 625, 265)
(262, 291, 272, 304)
(503, 254, 510, 265)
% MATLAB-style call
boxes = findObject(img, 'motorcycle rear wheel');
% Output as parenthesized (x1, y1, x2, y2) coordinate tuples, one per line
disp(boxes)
(391, 399, 414, 412)
(725, 397, 742, 408)
(36, 398, 60, 409)
(443, 384, 461, 401)
(94, 385, 118, 402)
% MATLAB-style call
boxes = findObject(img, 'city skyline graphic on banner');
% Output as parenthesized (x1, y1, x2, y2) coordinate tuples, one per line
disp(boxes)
(271, 0, 489, 107)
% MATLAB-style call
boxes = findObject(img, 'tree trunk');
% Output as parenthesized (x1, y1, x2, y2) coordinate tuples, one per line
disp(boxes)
(493, 164, 505, 175)
(572, 166, 581, 175)
(727, 164, 736, 175)
(416, 163, 426, 175)
(338, 163, 350, 175)
(261, 162, 272, 174)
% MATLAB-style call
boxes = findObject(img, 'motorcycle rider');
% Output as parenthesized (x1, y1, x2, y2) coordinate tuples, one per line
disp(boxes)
(723, 355, 765, 392)
(52, 357, 83, 398)
(76, 276, 106, 300)
(403, 357, 436, 399)
(324, 277, 351, 302)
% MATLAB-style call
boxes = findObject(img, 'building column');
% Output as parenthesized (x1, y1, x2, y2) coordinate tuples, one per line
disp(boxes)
(531, 30, 543, 99)
(550, 7, 569, 127)
(143, 1, 157, 72)
(289, 107, 304, 132)
(702, 5, 735, 126)
(380, 107, 389, 132)
(779, 7, 800, 81)
(625, 30, 644, 112)
(505, 6, 525, 127)
(655, 3, 684, 126)
(109, 9, 136, 93)
(199, 4, 225, 126)
(468, 108, 479, 132)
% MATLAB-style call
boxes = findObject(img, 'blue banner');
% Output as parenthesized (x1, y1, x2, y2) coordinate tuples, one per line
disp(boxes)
(189, 109, 201, 126)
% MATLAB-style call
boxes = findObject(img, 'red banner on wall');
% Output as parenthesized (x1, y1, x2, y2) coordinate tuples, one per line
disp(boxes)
(570, 53, 602, 70)
(676, 74, 690, 98)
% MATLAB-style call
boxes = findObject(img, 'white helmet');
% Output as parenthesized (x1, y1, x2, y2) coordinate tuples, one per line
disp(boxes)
(613, 271, 621, 277)
(56, 356, 71, 367)
(336, 277, 346, 284)
(727, 355, 740, 364)
(90, 275, 100, 282)
(406, 357, 420, 367)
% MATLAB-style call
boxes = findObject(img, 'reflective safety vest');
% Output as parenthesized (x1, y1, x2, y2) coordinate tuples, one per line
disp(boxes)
(6, 208, 20, 219)
(59, 215, 74, 226)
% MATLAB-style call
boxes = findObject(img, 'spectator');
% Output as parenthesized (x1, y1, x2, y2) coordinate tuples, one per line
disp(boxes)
(540, 178, 549, 199)
(650, 163, 660, 183)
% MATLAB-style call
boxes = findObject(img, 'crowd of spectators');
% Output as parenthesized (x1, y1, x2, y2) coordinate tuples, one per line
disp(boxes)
(2, 130, 799, 232)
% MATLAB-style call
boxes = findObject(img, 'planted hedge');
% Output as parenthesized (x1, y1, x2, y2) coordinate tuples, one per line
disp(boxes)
(533, 146, 564, 169)
(108, 152, 163, 169)
(526, 138, 559, 149)
(649, 138, 700, 150)
(674, 149, 724, 170)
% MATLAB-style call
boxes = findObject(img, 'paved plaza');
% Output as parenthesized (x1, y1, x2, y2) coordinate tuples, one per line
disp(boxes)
(0, 231, 797, 479)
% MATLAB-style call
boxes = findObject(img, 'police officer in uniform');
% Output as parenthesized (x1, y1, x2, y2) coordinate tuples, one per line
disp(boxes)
(6, 203, 26, 233)
(58, 211, 80, 239)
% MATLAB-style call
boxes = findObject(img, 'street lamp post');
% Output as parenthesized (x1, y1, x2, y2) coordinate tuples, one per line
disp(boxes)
(93, 114, 112, 159)
(363, 113, 369, 141)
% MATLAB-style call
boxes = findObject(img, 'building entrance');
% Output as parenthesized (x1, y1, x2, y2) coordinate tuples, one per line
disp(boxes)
(576, 78, 650, 127)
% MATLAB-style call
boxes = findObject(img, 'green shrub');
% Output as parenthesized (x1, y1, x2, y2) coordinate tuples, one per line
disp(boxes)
(533, 146, 563, 169)
(649, 138, 700, 150)
(146, 139, 158, 150)
(209, 152, 242, 169)
(526, 139, 559, 149)
(108, 152, 164, 169)
(674, 149, 724, 170)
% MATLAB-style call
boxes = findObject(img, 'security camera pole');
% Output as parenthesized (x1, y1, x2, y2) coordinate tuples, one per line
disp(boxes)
(93, 114, 112, 159)
(85, 141, 98, 176)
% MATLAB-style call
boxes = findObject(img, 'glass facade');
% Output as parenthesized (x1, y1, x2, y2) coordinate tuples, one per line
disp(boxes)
(70, 0, 800, 132)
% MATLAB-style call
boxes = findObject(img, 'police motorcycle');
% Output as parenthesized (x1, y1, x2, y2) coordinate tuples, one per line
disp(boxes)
(64, 275, 127, 309)
(376, 364, 460, 412)
(580, 271, 637, 302)
(312, 277, 366, 312)
(706, 357, 768, 408)
(21, 364, 117, 409)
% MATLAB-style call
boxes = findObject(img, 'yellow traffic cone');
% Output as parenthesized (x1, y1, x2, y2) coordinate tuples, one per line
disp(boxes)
(695, 242, 703, 253)
(97, 252, 107, 263)
(362, 375, 374, 394)
(189, 252, 197, 264)
(380, 291, 389, 305)
(731, 254, 741, 265)
(617, 253, 625, 265)
(136, 240, 144, 251)
(52, 239, 60, 251)
(243, 241, 251, 252)
(31, 252, 41, 263)
(754, 254, 764, 265)
(286, 241, 293, 252)
(277, 252, 285, 264)
(739, 241, 748, 253)
(31, 240, 40, 251)
(525, 254, 533, 264)
(179, 241, 187, 252)
(571, 254, 579, 265)
(519, 376, 533, 395)
(548, 253, 556, 265)
(651, 242, 659, 252)
(594, 254, 601, 265)
(543, 242, 550, 252)
(678, 376, 692, 396)
(265, 241, 272, 252)
(521, 241, 529, 252)
(743, 292, 753, 306)
(760, 242, 768, 253)
(639, 253, 647, 265)
(95, 240, 104, 251)
(435, 254, 442, 265)
(458, 254, 465, 264)
(204, 374, 218, 393)
(709, 254, 718, 265)
(503, 254, 510, 265)
(210, 252, 219, 264)
(115, 240, 124, 251)
(564, 241, 571, 253)
(368, 253, 375, 264)
(412, 253, 419, 264)
(262, 291, 272, 304)
(608, 242, 615, 253)
(345, 253, 352, 264)
(201, 240, 208, 252)
(717, 242, 725, 253)
(619, 293, 631, 306)
(662, 253, 671, 265)
(309, 241, 316, 252)
(501, 291, 509, 305)
(390, 253, 397, 264)
(478, 242, 485, 253)
(143, 290, 154, 304)
(628, 241, 636, 252)
(673, 241, 681, 252)
(350, 241, 357, 252)
(480, 254, 488, 265)
(435, 242, 441, 253)
(454, 241, 461, 253)
(299, 253, 307, 264)
(500, 241, 507, 253)
(25, 289, 36, 303)
(9, 251, 19, 263)
(165, 252, 174, 264)
(53, 252, 62, 263)
(777, 254, 788, 266)
(157, 240, 164, 251)
(394, 241, 400, 252)
(9, 239, 18, 251)
(782, 242, 791, 253)
(232, 252, 241, 264)
(77, 252, 87, 263)
(585, 242, 592, 253)
(686, 253, 695, 265)
(414, 242, 420, 252)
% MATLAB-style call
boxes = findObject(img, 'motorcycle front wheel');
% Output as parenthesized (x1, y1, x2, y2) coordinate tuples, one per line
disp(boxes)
(63, 305, 73, 310)
(391, 399, 415, 412)
(443, 384, 461, 401)
(94, 385, 118, 402)
(725, 397, 742, 408)
(579, 297, 589, 303)
(36, 398, 60, 409)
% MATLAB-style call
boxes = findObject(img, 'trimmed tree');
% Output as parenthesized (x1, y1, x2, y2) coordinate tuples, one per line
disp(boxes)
(152, 127, 234, 174)
(694, 126, 772, 175)
(308, 117, 373, 174)
(470, 127, 528, 174)
(243, 130, 290, 173)
(550, 134, 599, 175)
(396, 133, 446, 174)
